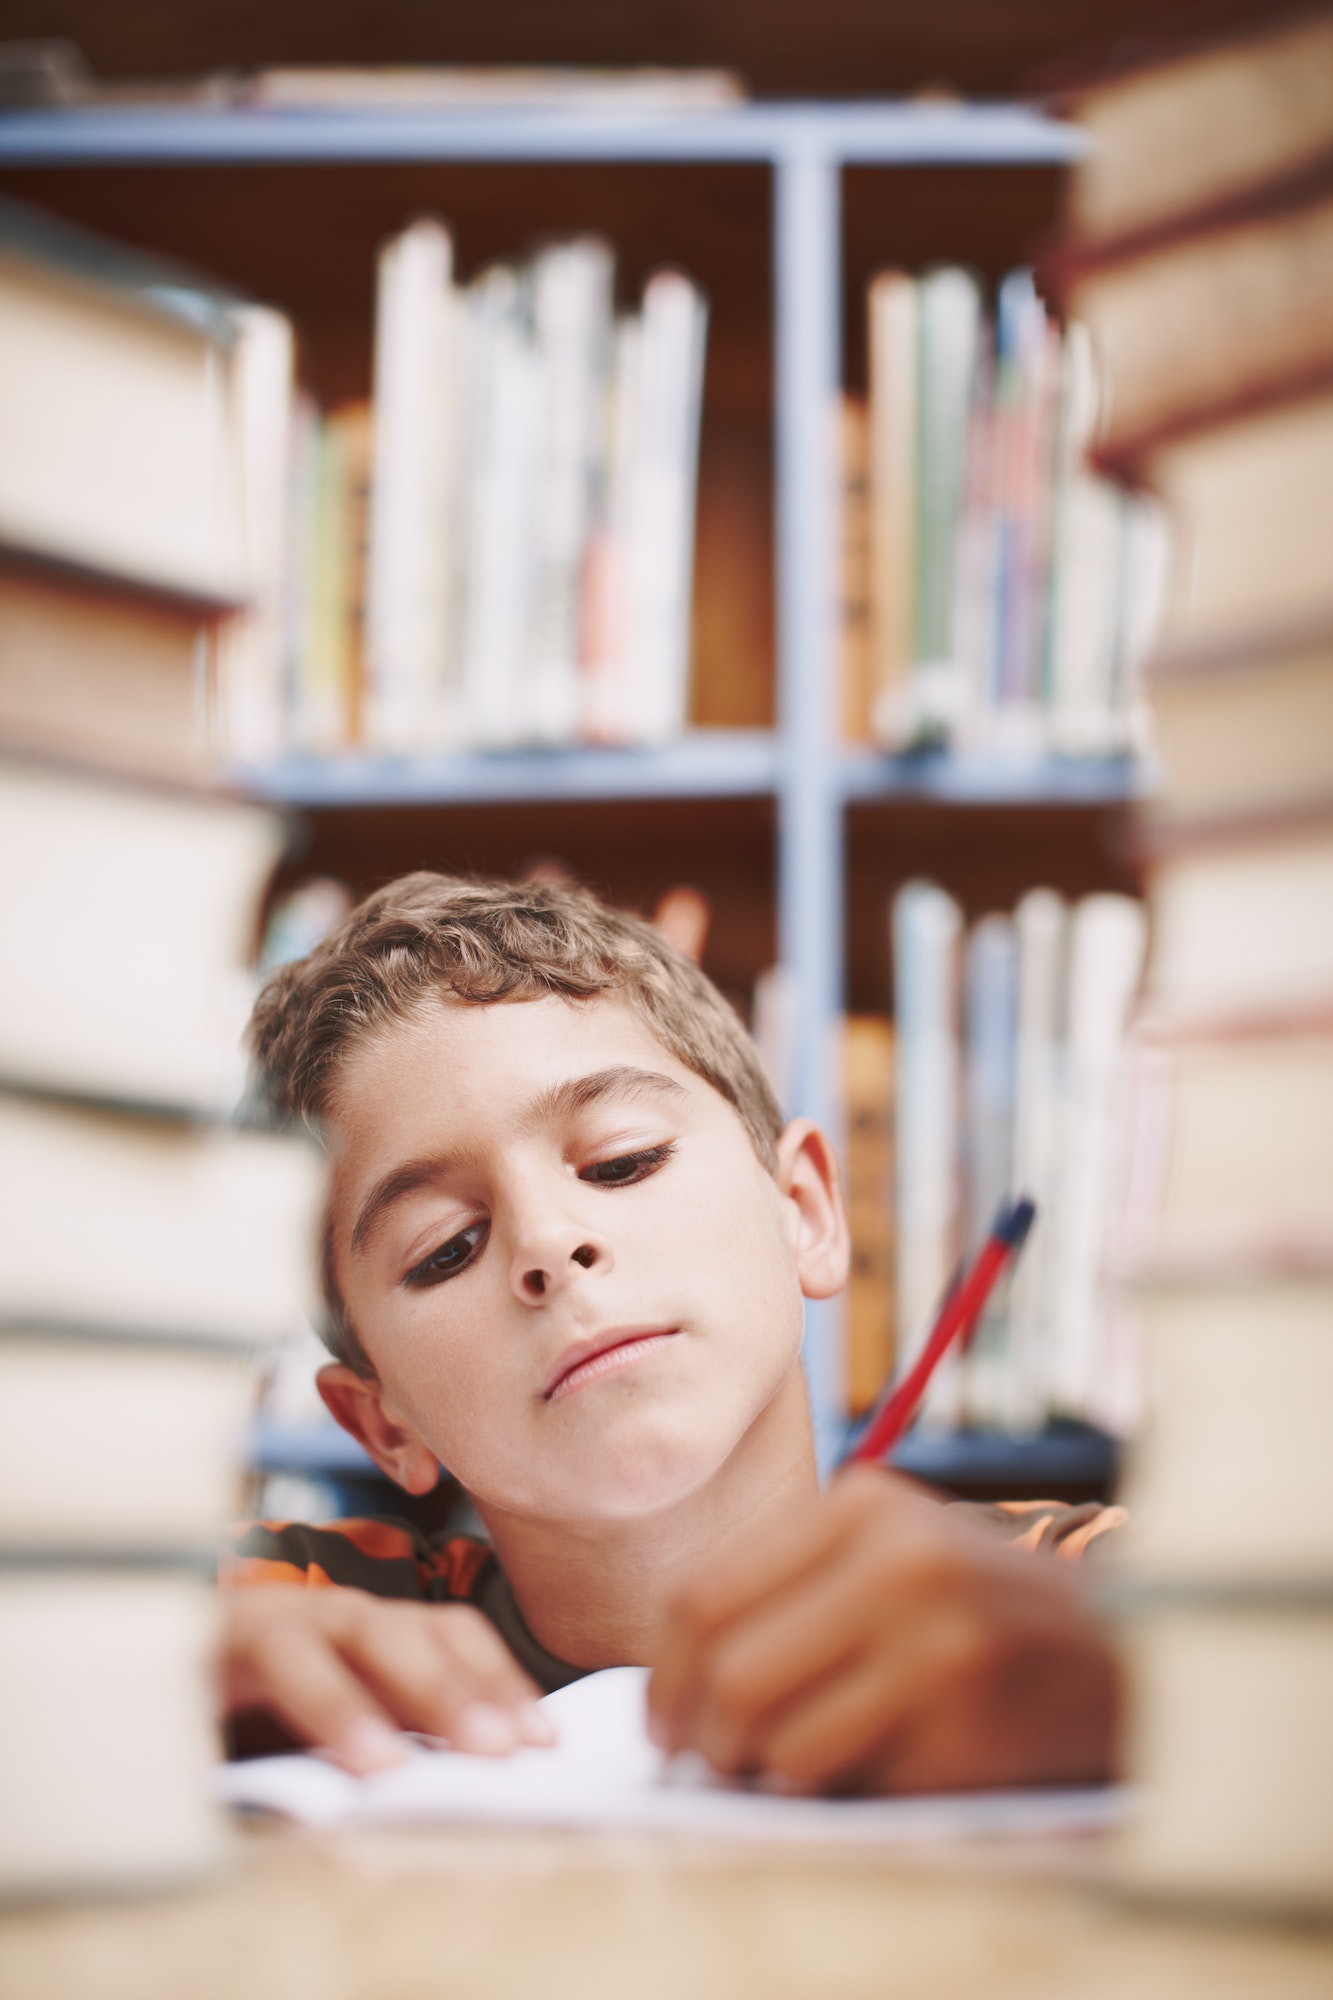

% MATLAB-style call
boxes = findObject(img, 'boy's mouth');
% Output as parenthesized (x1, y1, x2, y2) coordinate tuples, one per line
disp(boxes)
(541, 1327, 681, 1403)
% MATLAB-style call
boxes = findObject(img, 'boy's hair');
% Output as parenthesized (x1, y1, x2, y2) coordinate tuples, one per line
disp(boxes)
(248, 872, 784, 1375)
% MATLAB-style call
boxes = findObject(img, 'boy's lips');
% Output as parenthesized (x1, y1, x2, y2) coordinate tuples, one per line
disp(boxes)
(541, 1327, 681, 1402)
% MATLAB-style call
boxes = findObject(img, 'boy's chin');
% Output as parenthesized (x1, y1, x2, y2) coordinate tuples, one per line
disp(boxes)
(544, 1405, 752, 1521)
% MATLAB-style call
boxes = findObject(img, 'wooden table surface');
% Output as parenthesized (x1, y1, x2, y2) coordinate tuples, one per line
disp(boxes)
(2, 1822, 1330, 2000)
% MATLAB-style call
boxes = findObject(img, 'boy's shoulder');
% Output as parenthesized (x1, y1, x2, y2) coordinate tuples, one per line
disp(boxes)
(222, 1515, 494, 1603)
(220, 1515, 589, 1693)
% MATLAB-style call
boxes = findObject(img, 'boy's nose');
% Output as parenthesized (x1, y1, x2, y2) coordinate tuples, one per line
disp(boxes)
(521, 1241, 599, 1300)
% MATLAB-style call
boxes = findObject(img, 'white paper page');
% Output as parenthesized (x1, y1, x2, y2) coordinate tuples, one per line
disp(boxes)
(216, 1666, 1130, 1843)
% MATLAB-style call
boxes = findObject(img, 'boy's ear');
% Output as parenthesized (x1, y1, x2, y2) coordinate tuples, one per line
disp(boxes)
(316, 1365, 442, 1497)
(773, 1118, 850, 1301)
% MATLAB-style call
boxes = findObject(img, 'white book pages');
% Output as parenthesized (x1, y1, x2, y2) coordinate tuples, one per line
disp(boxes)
(892, 881, 963, 1429)
(528, 238, 613, 744)
(0, 1094, 323, 1343)
(1045, 895, 1147, 1420)
(0, 1334, 255, 1549)
(212, 303, 296, 763)
(1004, 889, 1069, 1431)
(366, 218, 461, 754)
(867, 270, 917, 748)
(623, 271, 708, 744)
(218, 1664, 1128, 1843)
(460, 267, 543, 749)
(0, 1571, 227, 1896)
(0, 762, 283, 1113)
(959, 914, 1018, 1427)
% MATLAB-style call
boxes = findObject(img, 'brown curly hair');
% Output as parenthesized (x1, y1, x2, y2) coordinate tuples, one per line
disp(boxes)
(248, 872, 783, 1373)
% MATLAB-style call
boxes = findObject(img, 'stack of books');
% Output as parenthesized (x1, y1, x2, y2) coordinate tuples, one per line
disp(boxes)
(845, 262, 1169, 758)
(215, 218, 708, 763)
(1043, 6, 1333, 1916)
(0, 201, 322, 1896)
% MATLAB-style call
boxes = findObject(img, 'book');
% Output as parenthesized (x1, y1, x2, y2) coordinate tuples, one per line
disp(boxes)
(211, 303, 297, 766)
(1050, 181, 1333, 462)
(1053, 7, 1333, 252)
(958, 916, 1018, 1425)
(0, 1331, 254, 1551)
(0, 563, 213, 783)
(1119, 1026, 1333, 1270)
(0, 199, 248, 608)
(246, 66, 746, 111)
(842, 1016, 896, 1415)
(892, 881, 963, 1428)
(366, 218, 463, 755)
(218, 1663, 1125, 1843)
(837, 396, 873, 743)
(0, 1569, 227, 1896)
(864, 263, 1167, 755)
(866, 271, 917, 745)
(1143, 614, 1333, 822)
(1115, 1269, 1333, 1582)
(0, 758, 286, 1112)
(528, 238, 614, 745)
(0, 1090, 322, 1343)
(1126, 385, 1333, 648)
(1141, 810, 1333, 1029)
(1111, 1601, 1333, 1917)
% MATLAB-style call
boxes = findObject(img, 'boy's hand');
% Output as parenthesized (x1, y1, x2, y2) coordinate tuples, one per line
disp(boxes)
(220, 1586, 555, 1773)
(647, 1467, 1118, 1796)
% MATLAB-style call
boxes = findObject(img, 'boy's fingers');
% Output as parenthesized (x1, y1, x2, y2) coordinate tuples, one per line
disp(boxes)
(649, 1487, 864, 1739)
(236, 1612, 407, 1774)
(672, 1545, 891, 1772)
(650, 1471, 913, 1748)
(424, 1606, 555, 1747)
(337, 1600, 532, 1755)
(751, 1651, 917, 1793)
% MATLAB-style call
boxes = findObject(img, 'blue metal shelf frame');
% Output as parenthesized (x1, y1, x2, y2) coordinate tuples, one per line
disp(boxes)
(0, 99, 1090, 1464)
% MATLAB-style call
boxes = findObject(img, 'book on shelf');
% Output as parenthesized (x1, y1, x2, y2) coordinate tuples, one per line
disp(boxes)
(862, 259, 1167, 758)
(1050, 4, 1333, 1917)
(0, 42, 747, 113)
(842, 1016, 896, 1416)
(890, 880, 1146, 1438)
(216, 213, 709, 765)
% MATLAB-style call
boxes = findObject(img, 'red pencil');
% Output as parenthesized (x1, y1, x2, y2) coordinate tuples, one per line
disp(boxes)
(843, 1196, 1037, 1467)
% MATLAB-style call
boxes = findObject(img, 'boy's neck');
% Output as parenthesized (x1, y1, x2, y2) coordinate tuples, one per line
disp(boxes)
(476, 1369, 820, 1672)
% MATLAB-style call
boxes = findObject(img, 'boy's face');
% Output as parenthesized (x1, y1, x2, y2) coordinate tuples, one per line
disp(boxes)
(326, 993, 827, 1524)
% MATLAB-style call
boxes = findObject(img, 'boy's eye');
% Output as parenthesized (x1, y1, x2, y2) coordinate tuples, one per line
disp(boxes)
(580, 1142, 676, 1188)
(403, 1221, 489, 1289)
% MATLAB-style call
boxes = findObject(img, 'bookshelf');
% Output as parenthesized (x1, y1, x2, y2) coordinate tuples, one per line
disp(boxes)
(0, 97, 1123, 1473)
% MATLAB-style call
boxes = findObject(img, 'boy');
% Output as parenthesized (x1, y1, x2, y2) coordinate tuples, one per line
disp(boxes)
(223, 873, 1120, 1794)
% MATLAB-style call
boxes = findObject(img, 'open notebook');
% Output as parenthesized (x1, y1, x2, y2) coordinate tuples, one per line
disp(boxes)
(217, 1667, 1128, 1842)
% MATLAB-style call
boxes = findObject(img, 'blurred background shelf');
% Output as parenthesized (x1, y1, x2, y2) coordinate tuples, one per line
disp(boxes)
(233, 740, 1150, 808)
(0, 101, 1087, 168)
(0, 80, 1142, 1471)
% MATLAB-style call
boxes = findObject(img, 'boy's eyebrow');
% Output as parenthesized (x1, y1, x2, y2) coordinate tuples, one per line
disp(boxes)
(518, 1065, 689, 1135)
(349, 1067, 688, 1258)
